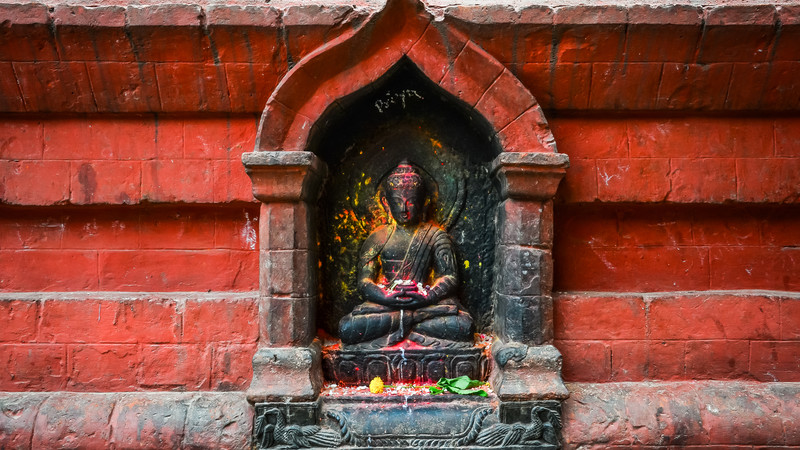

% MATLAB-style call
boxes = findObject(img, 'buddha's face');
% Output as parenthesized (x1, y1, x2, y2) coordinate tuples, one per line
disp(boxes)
(382, 182, 423, 225)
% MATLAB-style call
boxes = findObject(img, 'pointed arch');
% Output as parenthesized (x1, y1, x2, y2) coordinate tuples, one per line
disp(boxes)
(256, 0, 557, 154)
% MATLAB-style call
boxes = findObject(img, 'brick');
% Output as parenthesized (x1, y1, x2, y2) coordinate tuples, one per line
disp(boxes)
(649, 294, 781, 340)
(69, 161, 142, 205)
(39, 298, 181, 344)
(554, 295, 645, 340)
(0, 213, 64, 249)
(61, 210, 140, 249)
(0, 344, 66, 391)
(750, 342, 800, 382)
(88, 116, 157, 159)
(211, 343, 257, 391)
(692, 208, 760, 246)
(213, 159, 255, 203)
(782, 299, 800, 340)
(626, 6, 702, 62)
(725, 63, 771, 110)
(554, 247, 710, 292)
(496, 106, 556, 153)
(43, 118, 91, 159)
(589, 63, 662, 109)
(155, 63, 231, 111)
(776, 118, 800, 157)
(1, 160, 70, 205)
(617, 208, 693, 247)
(657, 63, 733, 110)
(407, 22, 468, 85)
(0, 300, 38, 342)
(68, 345, 139, 390)
(284, 25, 331, 62)
(549, 118, 628, 159)
(154, 117, 184, 159)
(709, 247, 800, 291)
(139, 209, 216, 249)
(515, 63, 552, 108)
(183, 298, 258, 343)
(555, 158, 597, 203)
(627, 118, 774, 158)
(207, 21, 282, 62)
(667, 158, 737, 203)
(225, 63, 283, 113)
(554, 21, 625, 62)
(139, 344, 210, 389)
(738, 158, 800, 203)
(184, 116, 257, 160)
(13, 62, 97, 112)
(32, 394, 115, 448)
(553, 205, 618, 248)
(0, 62, 25, 112)
(698, 7, 777, 63)
(610, 340, 685, 381)
(0, 250, 98, 291)
(141, 160, 214, 203)
(686, 340, 751, 380)
(461, 23, 518, 65)
(596, 158, 670, 202)
(774, 22, 800, 61)
(0, 119, 42, 159)
(697, 384, 786, 445)
(761, 61, 800, 110)
(99, 249, 257, 291)
(125, 6, 207, 62)
(0, 4, 58, 61)
(555, 340, 610, 382)
(214, 207, 259, 250)
(552, 63, 592, 109)
(475, 69, 535, 131)
(53, 6, 133, 61)
(440, 41, 505, 107)
(110, 394, 189, 448)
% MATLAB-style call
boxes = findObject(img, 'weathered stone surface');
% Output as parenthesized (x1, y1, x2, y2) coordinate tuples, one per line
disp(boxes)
(563, 381, 800, 447)
(110, 394, 190, 449)
(494, 294, 553, 345)
(260, 297, 315, 346)
(491, 343, 568, 401)
(495, 245, 552, 296)
(33, 393, 115, 448)
(496, 199, 553, 247)
(248, 345, 323, 402)
(0, 393, 45, 449)
(184, 394, 253, 449)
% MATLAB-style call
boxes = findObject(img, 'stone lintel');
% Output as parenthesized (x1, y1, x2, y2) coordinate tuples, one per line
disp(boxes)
(491, 152, 569, 201)
(248, 343, 323, 402)
(242, 151, 328, 204)
(491, 343, 569, 401)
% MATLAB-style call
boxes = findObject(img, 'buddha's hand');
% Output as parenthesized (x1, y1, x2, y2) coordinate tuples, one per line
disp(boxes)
(389, 287, 433, 309)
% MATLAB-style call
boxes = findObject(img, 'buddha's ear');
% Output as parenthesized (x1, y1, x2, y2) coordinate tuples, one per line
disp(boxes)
(380, 195, 389, 213)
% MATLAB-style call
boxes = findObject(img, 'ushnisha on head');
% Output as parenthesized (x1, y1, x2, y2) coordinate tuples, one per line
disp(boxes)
(381, 161, 426, 226)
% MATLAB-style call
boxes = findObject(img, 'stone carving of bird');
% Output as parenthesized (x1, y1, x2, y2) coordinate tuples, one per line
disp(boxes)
(474, 405, 559, 447)
(255, 408, 341, 449)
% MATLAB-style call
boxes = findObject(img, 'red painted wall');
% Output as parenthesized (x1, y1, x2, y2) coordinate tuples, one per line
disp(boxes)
(0, 2, 798, 396)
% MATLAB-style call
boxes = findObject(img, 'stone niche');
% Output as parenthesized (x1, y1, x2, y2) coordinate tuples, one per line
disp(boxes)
(241, 0, 570, 448)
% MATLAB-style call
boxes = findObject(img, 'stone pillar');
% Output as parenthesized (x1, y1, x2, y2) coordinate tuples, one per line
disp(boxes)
(490, 152, 570, 400)
(242, 151, 327, 402)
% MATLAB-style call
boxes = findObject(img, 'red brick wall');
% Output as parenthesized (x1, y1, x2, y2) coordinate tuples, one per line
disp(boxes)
(1, 2, 798, 395)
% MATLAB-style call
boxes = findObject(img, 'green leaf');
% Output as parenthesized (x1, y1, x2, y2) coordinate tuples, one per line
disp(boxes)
(429, 376, 488, 397)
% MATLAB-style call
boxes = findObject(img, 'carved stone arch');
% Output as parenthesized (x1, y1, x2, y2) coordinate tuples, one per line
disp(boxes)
(255, 0, 557, 155)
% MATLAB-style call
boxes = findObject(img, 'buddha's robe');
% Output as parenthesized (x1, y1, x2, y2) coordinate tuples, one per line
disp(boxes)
(339, 223, 474, 349)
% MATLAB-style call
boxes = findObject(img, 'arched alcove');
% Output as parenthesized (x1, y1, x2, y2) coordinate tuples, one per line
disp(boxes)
(311, 57, 501, 337)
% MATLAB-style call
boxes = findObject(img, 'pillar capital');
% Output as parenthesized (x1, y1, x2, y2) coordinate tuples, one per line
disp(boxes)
(242, 151, 328, 203)
(491, 152, 569, 201)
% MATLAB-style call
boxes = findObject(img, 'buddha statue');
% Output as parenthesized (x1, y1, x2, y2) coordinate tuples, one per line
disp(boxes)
(339, 161, 474, 349)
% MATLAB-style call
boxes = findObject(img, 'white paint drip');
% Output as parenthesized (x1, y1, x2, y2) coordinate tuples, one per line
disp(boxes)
(242, 212, 257, 250)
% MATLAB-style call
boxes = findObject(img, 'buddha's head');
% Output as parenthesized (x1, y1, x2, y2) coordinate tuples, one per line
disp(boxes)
(381, 161, 425, 226)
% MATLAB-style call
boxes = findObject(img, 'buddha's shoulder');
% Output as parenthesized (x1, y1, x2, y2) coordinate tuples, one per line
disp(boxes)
(362, 224, 392, 245)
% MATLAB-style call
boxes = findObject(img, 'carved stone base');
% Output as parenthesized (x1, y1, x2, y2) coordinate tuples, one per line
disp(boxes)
(248, 344, 323, 402)
(322, 347, 490, 385)
(252, 397, 562, 449)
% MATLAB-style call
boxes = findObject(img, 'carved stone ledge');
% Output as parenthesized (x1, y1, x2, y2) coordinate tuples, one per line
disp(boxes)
(242, 151, 328, 203)
(491, 153, 569, 201)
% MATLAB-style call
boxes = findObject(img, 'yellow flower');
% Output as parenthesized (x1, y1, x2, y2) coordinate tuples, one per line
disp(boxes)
(369, 377, 384, 394)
